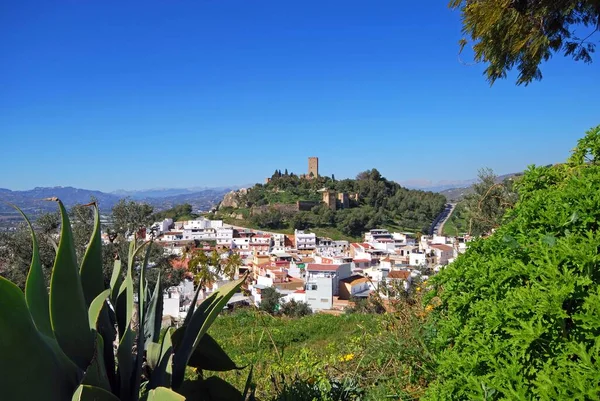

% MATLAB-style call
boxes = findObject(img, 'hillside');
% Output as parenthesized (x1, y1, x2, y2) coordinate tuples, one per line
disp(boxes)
(216, 169, 446, 238)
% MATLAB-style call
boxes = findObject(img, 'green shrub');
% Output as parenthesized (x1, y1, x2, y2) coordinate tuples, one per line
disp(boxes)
(425, 125, 600, 400)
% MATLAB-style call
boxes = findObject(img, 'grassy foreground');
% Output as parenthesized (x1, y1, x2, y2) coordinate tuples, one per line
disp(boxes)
(205, 302, 435, 400)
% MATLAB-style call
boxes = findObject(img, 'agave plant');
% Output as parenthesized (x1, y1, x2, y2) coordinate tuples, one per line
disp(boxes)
(0, 199, 253, 401)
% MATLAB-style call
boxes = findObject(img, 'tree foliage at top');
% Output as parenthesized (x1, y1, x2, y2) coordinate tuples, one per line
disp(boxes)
(450, 0, 600, 85)
(425, 125, 600, 399)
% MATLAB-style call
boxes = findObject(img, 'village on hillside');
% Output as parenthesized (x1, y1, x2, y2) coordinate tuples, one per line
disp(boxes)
(100, 158, 472, 320)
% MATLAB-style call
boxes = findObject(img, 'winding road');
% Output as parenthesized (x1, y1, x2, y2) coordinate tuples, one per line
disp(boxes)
(431, 203, 456, 236)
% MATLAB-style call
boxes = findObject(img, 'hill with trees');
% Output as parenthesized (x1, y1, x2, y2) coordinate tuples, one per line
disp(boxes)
(217, 169, 446, 238)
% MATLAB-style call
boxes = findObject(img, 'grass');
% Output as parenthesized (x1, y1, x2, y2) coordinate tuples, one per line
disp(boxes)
(207, 300, 436, 400)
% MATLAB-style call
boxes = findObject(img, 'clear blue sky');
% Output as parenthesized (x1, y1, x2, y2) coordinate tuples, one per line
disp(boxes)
(1, 0, 598, 192)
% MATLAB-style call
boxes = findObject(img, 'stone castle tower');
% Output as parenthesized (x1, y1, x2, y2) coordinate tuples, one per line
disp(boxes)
(308, 157, 319, 178)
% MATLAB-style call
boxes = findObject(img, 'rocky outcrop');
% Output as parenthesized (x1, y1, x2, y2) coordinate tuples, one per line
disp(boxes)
(218, 188, 247, 209)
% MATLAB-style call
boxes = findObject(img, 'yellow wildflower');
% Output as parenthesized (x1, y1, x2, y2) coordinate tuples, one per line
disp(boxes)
(425, 304, 434, 312)
(340, 353, 354, 362)
(416, 287, 421, 292)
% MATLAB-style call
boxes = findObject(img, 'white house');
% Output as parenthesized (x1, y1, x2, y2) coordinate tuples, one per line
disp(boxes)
(429, 243, 455, 265)
(216, 227, 234, 246)
(295, 230, 317, 251)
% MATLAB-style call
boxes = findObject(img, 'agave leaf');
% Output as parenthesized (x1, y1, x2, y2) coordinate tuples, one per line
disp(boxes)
(71, 384, 120, 401)
(110, 258, 123, 305)
(148, 328, 174, 390)
(171, 331, 242, 372)
(179, 377, 243, 401)
(116, 270, 135, 399)
(133, 243, 152, 399)
(8, 203, 53, 338)
(147, 387, 186, 401)
(79, 202, 105, 305)
(49, 198, 94, 370)
(80, 331, 111, 392)
(204, 376, 244, 401)
(88, 289, 111, 330)
(117, 326, 136, 400)
(144, 270, 163, 349)
(147, 342, 162, 370)
(242, 365, 255, 401)
(79, 203, 117, 391)
(182, 284, 202, 327)
(0, 277, 77, 401)
(171, 275, 247, 389)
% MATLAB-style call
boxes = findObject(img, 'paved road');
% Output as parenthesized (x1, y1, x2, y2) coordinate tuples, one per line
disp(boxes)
(431, 203, 456, 236)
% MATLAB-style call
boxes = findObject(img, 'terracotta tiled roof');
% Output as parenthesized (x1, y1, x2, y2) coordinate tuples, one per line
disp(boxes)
(387, 270, 411, 280)
(307, 263, 343, 272)
(430, 244, 454, 251)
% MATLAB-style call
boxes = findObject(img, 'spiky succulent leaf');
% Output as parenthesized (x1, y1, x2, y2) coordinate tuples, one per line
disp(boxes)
(133, 243, 152, 399)
(9, 203, 54, 338)
(110, 258, 123, 305)
(147, 387, 185, 401)
(171, 275, 247, 389)
(80, 331, 111, 392)
(49, 198, 94, 370)
(171, 330, 242, 372)
(71, 384, 121, 401)
(144, 271, 164, 350)
(0, 276, 78, 401)
(88, 289, 111, 330)
(148, 328, 174, 390)
(80, 202, 105, 305)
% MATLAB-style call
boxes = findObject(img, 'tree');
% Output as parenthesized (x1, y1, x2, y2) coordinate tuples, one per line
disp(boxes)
(450, 0, 599, 85)
(188, 250, 217, 290)
(259, 286, 282, 315)
(279, 300, 312, 317)
(222, 252, 242, 280)
(463, 168, 518, 236)
(110, 199, 154, 238)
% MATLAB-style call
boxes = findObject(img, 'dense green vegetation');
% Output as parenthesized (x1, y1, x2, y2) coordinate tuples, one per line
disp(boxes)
(425, 125, 600, 399)
(234, 168, 446, 237)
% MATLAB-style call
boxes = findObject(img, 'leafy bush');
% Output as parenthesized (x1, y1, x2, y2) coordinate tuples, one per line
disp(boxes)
(425, 125, 600, 400)
(279, 299, 312, 318)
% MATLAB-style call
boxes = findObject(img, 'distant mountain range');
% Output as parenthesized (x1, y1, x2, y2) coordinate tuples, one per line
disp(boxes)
(110, 185, 249, 199)
(0, 186, 245, 221)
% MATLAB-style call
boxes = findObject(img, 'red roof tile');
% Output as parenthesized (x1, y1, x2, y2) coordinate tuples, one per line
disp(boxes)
(387, 270, 411, 280)
(307, 263, 343, 272)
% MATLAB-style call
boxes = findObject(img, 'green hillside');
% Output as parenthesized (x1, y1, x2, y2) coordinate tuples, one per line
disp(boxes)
(217, 169, 446, 238)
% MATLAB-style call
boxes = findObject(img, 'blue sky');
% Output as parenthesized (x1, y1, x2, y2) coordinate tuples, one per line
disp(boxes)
(1, 0, 598, 192)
